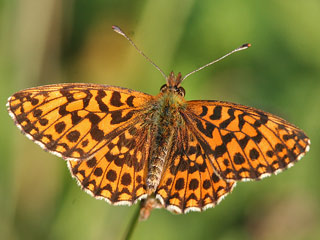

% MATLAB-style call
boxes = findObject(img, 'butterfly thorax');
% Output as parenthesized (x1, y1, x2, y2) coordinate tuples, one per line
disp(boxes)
(145, 74, 187, 194)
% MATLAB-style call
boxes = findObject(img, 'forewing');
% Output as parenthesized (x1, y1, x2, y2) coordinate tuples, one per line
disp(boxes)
(156, 127, 236, 213)
(68, 121, 150, 205)
(7, 83, 153, 160)
(185, 100, 310, 181)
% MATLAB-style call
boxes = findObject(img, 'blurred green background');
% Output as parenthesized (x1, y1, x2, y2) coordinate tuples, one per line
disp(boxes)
(1, 0, 319, 239)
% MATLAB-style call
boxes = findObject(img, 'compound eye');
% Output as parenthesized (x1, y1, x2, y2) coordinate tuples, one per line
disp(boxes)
(160, 84, 167, 92)
(178, 87, 185, 96)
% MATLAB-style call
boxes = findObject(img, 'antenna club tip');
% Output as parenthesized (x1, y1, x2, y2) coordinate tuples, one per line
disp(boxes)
(112, 25, 124, 36)
(111, 25, 119, 30)
(241, 43, 251, 48)
(237, 43, 251, 51)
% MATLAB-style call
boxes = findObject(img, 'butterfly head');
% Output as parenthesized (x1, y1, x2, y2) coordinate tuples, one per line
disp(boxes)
(160, 71, 185, 97)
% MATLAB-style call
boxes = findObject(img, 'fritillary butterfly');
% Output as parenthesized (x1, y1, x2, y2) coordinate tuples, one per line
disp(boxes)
(7, 26, 310, 217)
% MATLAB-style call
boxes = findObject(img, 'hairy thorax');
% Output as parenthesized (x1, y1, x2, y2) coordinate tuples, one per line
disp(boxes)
(144, 91, 187, 194)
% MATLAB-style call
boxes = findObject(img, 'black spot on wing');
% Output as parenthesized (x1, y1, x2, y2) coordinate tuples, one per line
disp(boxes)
(66, 130, 80, 142)
(39, 118, 48, 126)
(233, 152, 245, 165)
(175, 178, 185, 191)
(96, 90, 109, 112)
(195, 118, 215, 138)
(252, 131, 263, 143)
(86, 112, 101, 125)
(239, 135, 250, 149)
(266, 150, 274, 157)
(110, 91, 123, 107)
(60, 90, 75, 102)
(199, 106, 208, 117)
(209, 106, 222, 120)
(94, 167, 103, 176)
(55, 122, 66, 133)
(213, 143, 227, 159)
(121, 173, 132, 186)
(86, 157, 97, 167)
(90, 126, 104, 141)
(189, 179, 199, 190)
(221, 132, 234, 144)
(106, 170, 117, 182)
(58, 104, 69, 116)
(249, 148, 260, 160)
(203, 179, 211, 189)
(33, 109, 42, 118)
(126, 96, 135, 107)
(110, 110, 135, 124)
(71, 112, 82, 125)
(211, 173, 220, 183)
(31, 98, 39, 106)
(81, 139, 89, 147)
(238, 112, 246, 130)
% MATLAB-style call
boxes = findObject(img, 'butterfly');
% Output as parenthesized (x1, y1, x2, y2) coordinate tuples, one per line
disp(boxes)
(7, 26, 310, 218)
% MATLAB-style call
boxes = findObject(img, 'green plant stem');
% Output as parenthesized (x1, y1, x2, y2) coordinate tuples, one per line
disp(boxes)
(123, 205, 141, 240)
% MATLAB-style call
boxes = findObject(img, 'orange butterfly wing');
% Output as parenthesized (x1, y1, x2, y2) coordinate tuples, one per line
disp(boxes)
(68, 120, 151, 204)
(184, 100, 310, 181)
(156, 125, 236, 213)
(7, 83, 152, 160)
(156, 99, 310, 213)
(7, 83, 154, 204)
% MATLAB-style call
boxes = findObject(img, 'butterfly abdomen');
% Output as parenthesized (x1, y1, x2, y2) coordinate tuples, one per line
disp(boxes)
(146, 92, 186, 194)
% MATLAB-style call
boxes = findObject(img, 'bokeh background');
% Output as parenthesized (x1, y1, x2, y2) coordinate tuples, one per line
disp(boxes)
(1, 1, 319, 239)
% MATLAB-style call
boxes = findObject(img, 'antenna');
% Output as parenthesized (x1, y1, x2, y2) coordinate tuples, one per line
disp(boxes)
(112, 25, 167, 79)
(182, 43, 251, 82)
